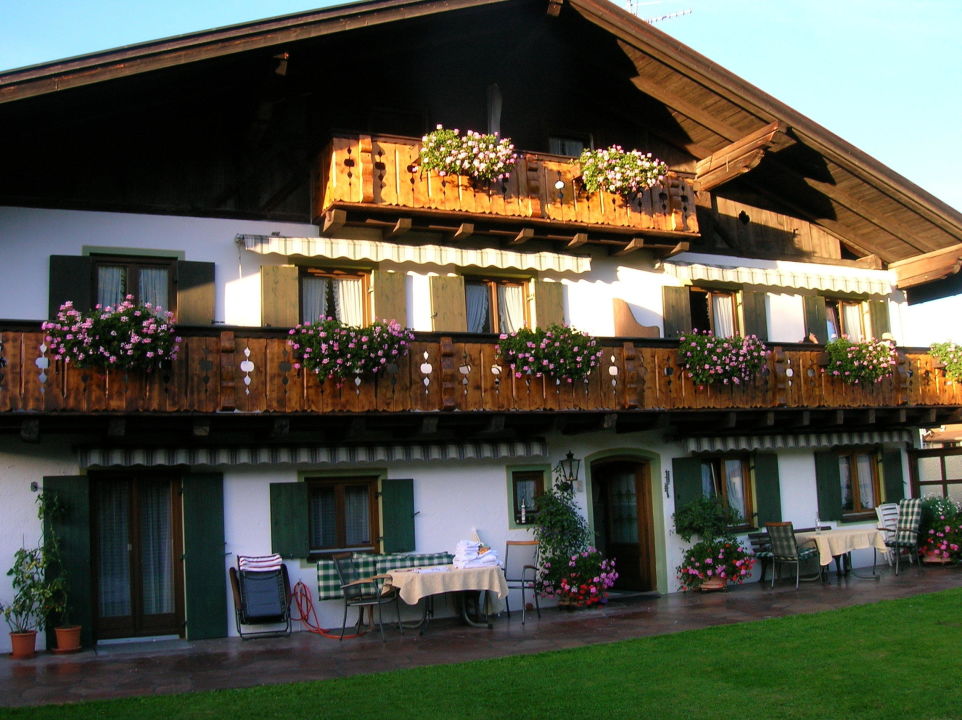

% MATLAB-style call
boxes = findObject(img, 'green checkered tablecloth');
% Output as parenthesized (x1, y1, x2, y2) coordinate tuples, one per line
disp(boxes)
(316, 552, 454, 600)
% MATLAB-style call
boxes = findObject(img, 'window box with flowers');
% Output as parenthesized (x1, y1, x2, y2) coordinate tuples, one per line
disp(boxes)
(43, 296, 181, 372)
(823, 336, 897, 384)
(498, 324, 603, 384)
(288, 317, 415, 382)
(416, 124, 519, 185)
(930, 341, 962, 382)
(677, 330, 769, 388)
(577, 145, 667, 198)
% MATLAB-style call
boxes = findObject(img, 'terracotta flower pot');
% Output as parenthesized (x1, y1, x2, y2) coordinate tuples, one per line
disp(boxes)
(9, 630, 37, 659)
(922, 549, 953, 565)
(700, 577, 727, 592)
(54, 625, 82, 653)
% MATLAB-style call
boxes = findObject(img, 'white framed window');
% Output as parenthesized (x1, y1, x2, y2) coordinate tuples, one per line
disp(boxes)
(464, 277, 529, 334)
(300, 268, 369, 325)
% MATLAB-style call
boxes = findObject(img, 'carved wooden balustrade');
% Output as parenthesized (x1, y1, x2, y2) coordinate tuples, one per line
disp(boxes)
(313, 134, 699, 244)
(1, 329, 959, 416)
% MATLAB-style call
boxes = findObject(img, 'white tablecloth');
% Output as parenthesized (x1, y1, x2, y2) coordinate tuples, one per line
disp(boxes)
(795, 528, 888, 566)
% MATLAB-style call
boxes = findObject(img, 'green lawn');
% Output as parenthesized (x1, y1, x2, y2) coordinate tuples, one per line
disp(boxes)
(5, 589, 962, 720)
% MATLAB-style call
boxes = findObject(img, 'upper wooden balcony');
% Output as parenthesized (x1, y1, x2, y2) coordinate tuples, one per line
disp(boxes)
(1, 328, 960, 438)
(313, 134, 698, 256)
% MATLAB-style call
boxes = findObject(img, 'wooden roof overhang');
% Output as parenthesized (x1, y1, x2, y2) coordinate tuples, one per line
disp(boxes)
(890, 243, 962, 289)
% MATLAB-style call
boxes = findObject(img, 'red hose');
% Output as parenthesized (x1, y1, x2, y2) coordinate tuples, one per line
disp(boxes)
(291, 580, 362, 640)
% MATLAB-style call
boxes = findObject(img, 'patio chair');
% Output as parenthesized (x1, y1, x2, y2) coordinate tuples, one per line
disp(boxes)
(332, 553, 402, 642)
(765, 522, 822, 589)
(886, 497, 923, 576)
(504, 540, 541, 624)
(228, 554, 292, 639)
(876, 502, 899, 566)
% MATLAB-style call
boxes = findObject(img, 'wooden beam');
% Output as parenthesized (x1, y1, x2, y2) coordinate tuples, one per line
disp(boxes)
(20, 419, 40, 443)
(547, 0, 563, 16)
(322, 209, 346, 235)
(271, 418, 290, 438)
(890, 243, 962, 289)
(567, 232, 589, 249)
(107, 418, 126, 438)
(192, 420, 211, 437)
(628, 72, 744, 143)
(453, 222, 474, 241)
(511, 227, 535, 245)
(384, 217, 412, 239)
(615, 237, 646, 256)
(694, 122, 792, 192)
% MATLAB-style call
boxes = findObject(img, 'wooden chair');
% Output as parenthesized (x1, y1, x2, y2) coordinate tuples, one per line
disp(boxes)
(504, 540, 541, 624)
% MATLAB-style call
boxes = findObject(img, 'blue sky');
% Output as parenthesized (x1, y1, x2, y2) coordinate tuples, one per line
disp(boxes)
(2, 0, 960, 340)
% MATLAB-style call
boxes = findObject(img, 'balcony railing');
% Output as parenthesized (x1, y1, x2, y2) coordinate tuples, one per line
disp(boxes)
(1, 329, 959, 416)
(313, 134, 699, 245)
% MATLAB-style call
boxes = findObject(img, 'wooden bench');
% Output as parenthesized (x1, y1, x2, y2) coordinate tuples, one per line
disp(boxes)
(747, 526, 827, 583)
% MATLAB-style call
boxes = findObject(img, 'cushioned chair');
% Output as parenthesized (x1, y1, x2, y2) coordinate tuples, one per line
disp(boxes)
(886, 497, 923, 576)
(228, 554, 292, 640)
(765, 522, 822, 589)
(876, 502, 900, 566)
(333, 553, 402, 642)
(504, 540, 541, 624)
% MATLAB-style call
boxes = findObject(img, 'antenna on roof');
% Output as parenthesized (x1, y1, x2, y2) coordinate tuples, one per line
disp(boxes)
(644, 9, 693, 23)
(623, 1, 692, 23)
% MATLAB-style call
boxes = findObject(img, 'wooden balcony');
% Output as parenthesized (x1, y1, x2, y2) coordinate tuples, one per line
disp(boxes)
(313, 134, 698, 255)
(2, 329, 960, 437)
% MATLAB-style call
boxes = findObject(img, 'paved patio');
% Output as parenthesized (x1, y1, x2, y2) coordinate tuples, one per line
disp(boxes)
(3, 565, 961, 708)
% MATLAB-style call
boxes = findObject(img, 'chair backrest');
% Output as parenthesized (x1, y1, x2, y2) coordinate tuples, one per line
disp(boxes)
(765, 522, 800, 560)
(504, 541, 539, 582)
(230, 564, 291, 620)
(332, 553, 375, 600)
(895, 497, 922, 544)
(876, 503, 899, 535)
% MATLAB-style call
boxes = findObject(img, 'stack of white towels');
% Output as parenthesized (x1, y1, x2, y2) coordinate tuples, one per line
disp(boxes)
(453, 539, 500, 569)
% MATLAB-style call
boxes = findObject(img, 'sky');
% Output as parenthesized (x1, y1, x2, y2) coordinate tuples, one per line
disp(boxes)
(1, 0, 960, 341)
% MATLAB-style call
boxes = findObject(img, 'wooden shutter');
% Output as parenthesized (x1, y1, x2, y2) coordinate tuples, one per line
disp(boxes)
(752, 453, 782, 526)
(260, 265, 299, 327)
(662, 286, 692, 338)
(881, 449, 905, 503)
(175, 261, 215, 326)
(49, 255, 93, 317)
(803, 295, 828, 344)
(269, 482, 309, 558)
(741, 290, 769, 341)
(672, 457, 703, 514)
(42, 475, 92, 649)
(814, 451, 842, 522)
(372, 269, 407, 324)
(381, 478, 416, 553)
(869, 299, 891, 339)
(532, 279, 564, 328)
(429, 275, 467, 332)
(182, 473, 227, 640)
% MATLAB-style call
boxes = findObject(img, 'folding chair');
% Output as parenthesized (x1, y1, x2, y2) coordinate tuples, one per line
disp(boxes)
(504, 540, 541, 624)
(228, 554, 293, 639)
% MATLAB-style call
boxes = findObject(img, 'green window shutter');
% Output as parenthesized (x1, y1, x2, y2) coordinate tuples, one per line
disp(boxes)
(804, 295, 828, 344)
(175, 261, 215, 326)
(662, 286, 692, 338)
(261, 265, 299, 327)
(869, 299, 891, 339)
(741, 290, 769, 341)
(372, 269, 407, 324)
(49, 255, 93, 317)
(533, 279, 564, 328)
(881, 449, 905, 503)
(270, 482, 309, 558)
(381, 478, 416, 553)
(672, 457, 703, 513)
(42, 475, 92, 649)
(429, 275, 467, 332)
(182, 473, 227, 640)
(752, 453, 782, 526)
(814, 451, 843, 522)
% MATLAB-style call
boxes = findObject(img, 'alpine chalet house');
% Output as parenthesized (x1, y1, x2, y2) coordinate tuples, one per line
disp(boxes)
(1, 0, 961, 649)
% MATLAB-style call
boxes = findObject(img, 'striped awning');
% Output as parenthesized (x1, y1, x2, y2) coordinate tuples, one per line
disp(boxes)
(79, 439, 548, 469)
(662, 261, 892, 295)
(238, 234, 591, 274)
(684, 429, 914, 454)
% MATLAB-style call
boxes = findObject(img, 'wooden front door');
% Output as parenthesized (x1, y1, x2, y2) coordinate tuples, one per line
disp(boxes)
(591, 460, 655, 591)
(91, 474, 184, 639)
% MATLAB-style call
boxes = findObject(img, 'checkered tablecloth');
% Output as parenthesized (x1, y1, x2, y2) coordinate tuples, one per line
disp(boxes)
(316, 552, 454, 600)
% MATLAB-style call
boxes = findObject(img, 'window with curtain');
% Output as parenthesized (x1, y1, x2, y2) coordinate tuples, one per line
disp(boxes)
(93, 256, 175, 310)
(698, 456, 753, 527)
(825, 298, 865, 341)
(689, 288, 738, 338)
(300, 269, 368, 325)
(838, 449, 879, 516)
(464, 277, 528, 334)
(510, 469, 545, 525)
(307, 477, 378, 555)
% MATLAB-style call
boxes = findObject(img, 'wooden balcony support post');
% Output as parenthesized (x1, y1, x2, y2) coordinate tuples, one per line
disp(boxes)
(771, 346, 789, 406)
(439, 336, 458, 411)
(219, 330, 236, 412)
(621, 342, 643, 409)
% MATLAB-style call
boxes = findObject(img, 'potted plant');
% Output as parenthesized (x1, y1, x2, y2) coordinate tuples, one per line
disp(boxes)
(417, 124, 519, 185)
(823, 336, 897, 385)
(930, 341, 962, 382)
(288, 317, 415, 382)
(576, 145, 667, 198)
(673, 496, 754, 591)
(498, 324, 604, 384)
(677, 330, 769, 387)
(918, 496, 962, 564)
(543, 547, 618, 608)
(2, 545, 60, 658)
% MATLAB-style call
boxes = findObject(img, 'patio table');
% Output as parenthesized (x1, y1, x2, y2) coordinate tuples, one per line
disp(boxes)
(795, 527, 888, 578)
(386, 564, 508, 631)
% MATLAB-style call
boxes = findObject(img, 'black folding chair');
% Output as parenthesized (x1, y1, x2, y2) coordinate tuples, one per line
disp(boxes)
(228, 554, 293, 639)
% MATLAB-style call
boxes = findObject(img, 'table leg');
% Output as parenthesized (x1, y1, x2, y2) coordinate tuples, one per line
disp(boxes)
(459, 591, 493, 629)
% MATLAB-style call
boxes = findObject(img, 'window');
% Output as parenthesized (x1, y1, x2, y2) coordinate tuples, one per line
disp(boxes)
(689, 287, 738, 338)
(307, 476, 379, 555)
(838, 450, 879, 516)
(93, 255, 176, 310)
(698, 456, 753, 526)
(549, 136, 588, 156)
(300, 268, 369, 325)
(825, 298, 865, 341)
(465, 277, 528, 334)
(510, 469, 545, 526)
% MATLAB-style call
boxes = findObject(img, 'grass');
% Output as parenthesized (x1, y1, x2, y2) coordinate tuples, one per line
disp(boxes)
(4, 589, 962, 720)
